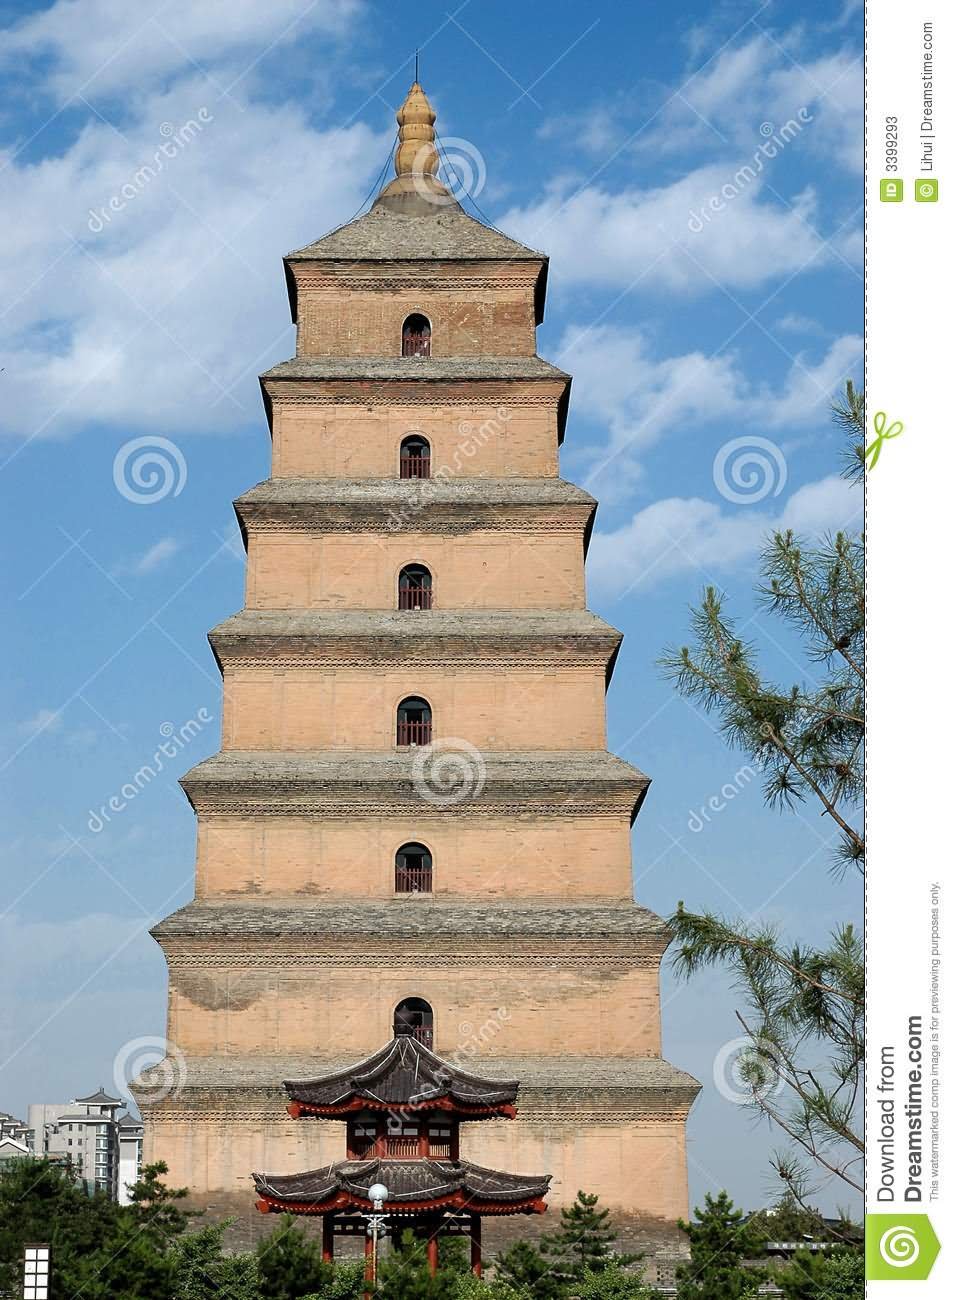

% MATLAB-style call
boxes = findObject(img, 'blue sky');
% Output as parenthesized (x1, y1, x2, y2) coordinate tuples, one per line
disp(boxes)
(0, 0, 862, 1216)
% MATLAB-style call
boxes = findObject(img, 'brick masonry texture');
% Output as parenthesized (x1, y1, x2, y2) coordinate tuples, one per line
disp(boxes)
(136, 173, 698, 1267)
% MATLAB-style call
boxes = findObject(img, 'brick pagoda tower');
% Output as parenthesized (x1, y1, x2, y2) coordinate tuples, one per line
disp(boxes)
(137, 81, 699, 1262)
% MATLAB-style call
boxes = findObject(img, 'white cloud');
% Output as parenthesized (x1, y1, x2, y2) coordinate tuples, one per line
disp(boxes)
(557, 324, 862, 501)
(122, 536, 182, 575)
(588, 474, 860, 597)
(649, 35, 863, 174)
(2, 0, 361, 97)
(500, 164, 828, 296)
(775, 312, 826, 335)
(19, 707, 62, 736)
(0, 78, 384, 439)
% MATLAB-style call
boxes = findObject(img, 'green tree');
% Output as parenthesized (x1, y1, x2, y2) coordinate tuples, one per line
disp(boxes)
(675, 1192, 765, 1300)
(661, 535, 864, 876)
(746, 1191, 860, 1249)
(0, 1157, 174, 1300)
(453, 1271, 533, 1299)
(777, 1247, 864, 1299)
(494, 1239, 565, 1300)
(661, 390, 864, 1199)
(299, 1260, 367, 1299)
(256, 1214, 335, 1300)
(576, 1263, 657, 1298)
(170, 1219, 260, 1299)
(376, 1229, 460, 1299)
(127, 1160, 197, 1244)
(542, 1190, 640, 1280)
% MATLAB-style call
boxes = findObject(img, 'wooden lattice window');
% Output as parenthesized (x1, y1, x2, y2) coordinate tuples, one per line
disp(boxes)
(401, 313, 431, 357)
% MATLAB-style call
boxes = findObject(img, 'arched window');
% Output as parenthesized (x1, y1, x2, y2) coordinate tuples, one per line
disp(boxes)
(398, 564, 433, 610)
(400, 434, 431, 479)
(394, 997, 433, 1047)
(396, 696, 432, 746)
(401, 313, 431, 358)
(395, 842, 433, 893)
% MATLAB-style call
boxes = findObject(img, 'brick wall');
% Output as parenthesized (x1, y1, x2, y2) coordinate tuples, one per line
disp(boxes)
(220, 665, 606, 751)
(271, 401, 559, 479)
(296, 288, 536, 358)
(245, 530, 586, 609)
(164, 959, 662, 1058)
(193, 813, 636, 899)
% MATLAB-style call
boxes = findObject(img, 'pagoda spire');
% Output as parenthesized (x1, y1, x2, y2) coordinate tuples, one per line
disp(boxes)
(376, 79, 452, 211)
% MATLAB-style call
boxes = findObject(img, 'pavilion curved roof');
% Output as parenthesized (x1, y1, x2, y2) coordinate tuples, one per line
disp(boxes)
(253, 1156, 550, 1216)
(283, 1035, 519, 1117)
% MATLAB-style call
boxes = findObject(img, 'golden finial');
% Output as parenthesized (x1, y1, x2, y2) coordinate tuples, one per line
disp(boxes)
(376, 79, 452, 211)
(393, 81, 439, 181)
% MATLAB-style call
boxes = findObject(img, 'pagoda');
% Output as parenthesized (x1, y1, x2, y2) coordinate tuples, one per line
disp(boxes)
(136, 79, 700, 1264)
(253, 1035, 550, 1274)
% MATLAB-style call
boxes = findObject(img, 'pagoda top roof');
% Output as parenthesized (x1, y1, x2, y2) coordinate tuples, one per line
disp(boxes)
(282, 80, 548, 322)
(286, 202, 544, 266)
(254, 1155, 550, 1216)
(283, 1035, 518, 1117)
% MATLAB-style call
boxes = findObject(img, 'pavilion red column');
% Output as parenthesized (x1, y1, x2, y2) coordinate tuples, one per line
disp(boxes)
(364, 1233, 374, 1283)
(322, 1215, 334, 1263)
(427, 1234, 439, 1276)
(470, 1214, 482, 1276)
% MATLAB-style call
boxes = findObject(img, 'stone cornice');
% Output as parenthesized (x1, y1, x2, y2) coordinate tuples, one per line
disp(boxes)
(292, 267, 540, 295)
(154, 900, 668, 943)
(240, 506, 593, 536)
(208, 608, 622, 681)
(180, 750, 650, 824)
(195, 799, 636, 819)
(234, 476, 594, 539)
(158, 938, 669, 968)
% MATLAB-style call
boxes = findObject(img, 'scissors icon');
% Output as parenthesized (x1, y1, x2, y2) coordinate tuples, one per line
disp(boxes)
(865, 411, 903, 470)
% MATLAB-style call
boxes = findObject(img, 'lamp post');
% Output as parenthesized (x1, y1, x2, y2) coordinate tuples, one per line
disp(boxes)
(366, 1182, 390, 1287)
